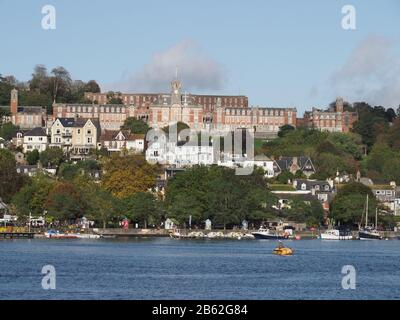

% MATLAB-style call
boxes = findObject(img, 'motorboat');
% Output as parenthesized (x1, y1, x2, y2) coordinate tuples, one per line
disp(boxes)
(44, 230, 102, 239)
(252, 228, 289, 240)
(44, 230, 78, 239)
(320, 229, 353, 240)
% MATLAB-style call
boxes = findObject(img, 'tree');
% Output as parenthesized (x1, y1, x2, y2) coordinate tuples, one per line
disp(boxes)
(165, 166, 275, 227)
(39, 148, 64, 168)
(0, 74, 13, 105)
(121, 117, 150, 134)
(45, 181, 86, 223)
(84, 184, 120, 229)
(124, 192, 161, 228)
(12, 174, 53, 217)
(84, 80, 101, 93)
(278, 125, 295, 138)
(26, 149, 40, 165)
(50, 66, 72, 102)
(352, 102, 389, 149)
(0, 149, 25, 203)
(102, 154, 159, 198)
(276, 170, 295, 184)
(385, 108, 397, 123)
(282, 198, 324, 227)
(0, 122, 19, 141)
(330, 182, 376, 227)
(106, 91, 123, 104)
(29, 64, 50, 93)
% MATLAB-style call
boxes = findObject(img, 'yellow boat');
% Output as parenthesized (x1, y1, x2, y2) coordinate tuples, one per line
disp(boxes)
(273, 247, 294, 256)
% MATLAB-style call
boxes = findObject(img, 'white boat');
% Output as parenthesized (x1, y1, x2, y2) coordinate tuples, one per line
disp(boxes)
(320, 229, 353, 240)
(75, 233, 102, 239)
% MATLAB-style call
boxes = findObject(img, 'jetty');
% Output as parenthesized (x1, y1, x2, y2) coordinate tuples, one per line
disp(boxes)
(0, 232, 35, 239)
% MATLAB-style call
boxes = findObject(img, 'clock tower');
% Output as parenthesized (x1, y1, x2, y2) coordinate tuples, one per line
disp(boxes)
(171, 80, 182, 106)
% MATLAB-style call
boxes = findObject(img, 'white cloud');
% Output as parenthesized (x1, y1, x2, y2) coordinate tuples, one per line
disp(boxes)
(107, 40, 228, 93)
(328, 35, 400, 107)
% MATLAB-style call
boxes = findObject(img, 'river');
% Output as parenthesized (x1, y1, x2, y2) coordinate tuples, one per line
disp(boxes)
(1, 238, 399, 300)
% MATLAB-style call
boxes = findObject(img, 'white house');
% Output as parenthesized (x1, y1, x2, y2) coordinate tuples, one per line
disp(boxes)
(243, 155, 276, 178)
(100, 130, 145, 153)
(146, 139, 214, 167)
(23, 127, 48, 153)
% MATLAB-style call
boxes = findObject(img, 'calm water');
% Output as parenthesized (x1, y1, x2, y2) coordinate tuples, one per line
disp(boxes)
(0, 238, 400, 300)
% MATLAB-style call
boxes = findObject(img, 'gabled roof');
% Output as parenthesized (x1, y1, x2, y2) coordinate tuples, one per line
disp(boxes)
(276, 156, 315, 172)
(100, 130, 145, 142)
(25, 127, 47, 137)
(57, 118, 76, 127)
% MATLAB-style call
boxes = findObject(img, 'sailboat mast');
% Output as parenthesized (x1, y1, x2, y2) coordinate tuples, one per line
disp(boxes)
(375, 207, 378, 229)
(365, 194, 369, 228)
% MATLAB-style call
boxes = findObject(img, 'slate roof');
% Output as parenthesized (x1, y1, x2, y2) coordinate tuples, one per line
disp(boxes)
(25, 127, 47, 137)
(100, 130, 145, 142)
(275, 156, 315, 172)
(294, 179, 332, 191)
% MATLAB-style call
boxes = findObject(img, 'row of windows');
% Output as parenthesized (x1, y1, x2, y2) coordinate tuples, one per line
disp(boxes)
(64, 106, 125, 113)
(225, 109, 287, 116)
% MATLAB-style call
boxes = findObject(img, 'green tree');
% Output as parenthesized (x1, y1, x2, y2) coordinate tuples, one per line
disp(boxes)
(124, 192, 161, 228)
(0, 122, 19, 141)
(278, 125, 295, 138)
(330, 182, 376, 227)
(26, 149, 40, 165)
(0, 149, 25, 203)
(276, 170, 295, 184)
(85, 184, 121, 229)
(40, 148, 65, 168)
(12, 174, 53, 217)
(121, 117, 150, 134)
(165, 166, 275, 227)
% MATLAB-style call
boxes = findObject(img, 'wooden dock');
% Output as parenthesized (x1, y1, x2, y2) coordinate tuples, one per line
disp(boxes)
(0, 232, 35, 239)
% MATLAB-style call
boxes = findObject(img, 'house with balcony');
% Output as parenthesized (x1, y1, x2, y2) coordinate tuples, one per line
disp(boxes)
(50, 118, 101, 159)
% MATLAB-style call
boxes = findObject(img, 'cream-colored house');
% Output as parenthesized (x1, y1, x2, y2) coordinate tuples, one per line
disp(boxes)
(50, 118, 101, 158)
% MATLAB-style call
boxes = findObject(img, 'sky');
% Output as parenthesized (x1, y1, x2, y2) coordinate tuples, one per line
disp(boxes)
(0, 0, 399, 114)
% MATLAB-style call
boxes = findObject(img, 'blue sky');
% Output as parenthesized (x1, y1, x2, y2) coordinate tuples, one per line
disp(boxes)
(1, 0, 399, 113)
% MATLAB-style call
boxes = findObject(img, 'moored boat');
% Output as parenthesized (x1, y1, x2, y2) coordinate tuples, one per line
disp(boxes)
(359, 227, 383, 240)
(320, 229, 353, 240)
(358, 196, 383, 240)
(252, 228, 289, 240)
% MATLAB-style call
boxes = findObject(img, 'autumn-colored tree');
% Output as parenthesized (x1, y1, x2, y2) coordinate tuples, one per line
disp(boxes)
(102, 154, 160, 198)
